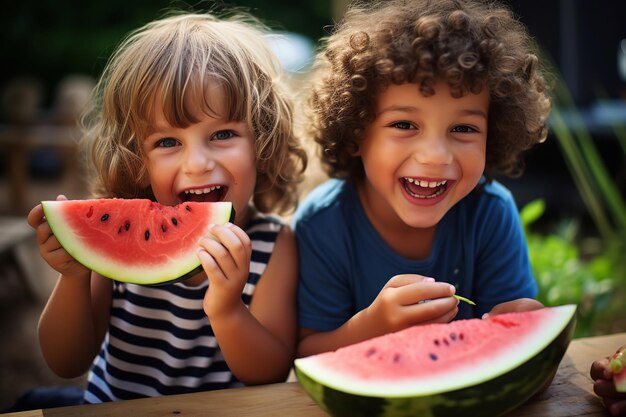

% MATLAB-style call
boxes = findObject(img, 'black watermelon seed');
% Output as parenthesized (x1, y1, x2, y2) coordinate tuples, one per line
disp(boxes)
(161, 224, 167, 232)
(366, 348, 377, 357)
(185, 205, 191, 211)
(118, 226, 123, 234)
(100, 213, 109, 222)
(450, 333, 457, 341)
(125, 222, 130, 231)
(172, 218, 178, 226)
(429, 353, 438, 361)
(144, 230, 150, 241)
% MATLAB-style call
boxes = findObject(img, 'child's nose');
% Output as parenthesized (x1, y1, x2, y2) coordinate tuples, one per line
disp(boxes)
(413, 135, 453, 165)
(184, 148, 216, 174)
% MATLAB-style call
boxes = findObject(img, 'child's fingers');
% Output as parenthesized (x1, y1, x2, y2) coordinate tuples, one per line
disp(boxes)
(594, 378, 620, 398)
(403, 296, 459, 325)
(27, 204, 45, 229)
(205, 224, 251, 271)
(385, 274, 435, 289)
(198, 237, 238, 279)
(222, 223, 252, 260)
(197, 248, 228, 282)
(391, 281, 456, 306)
(607, 398, 626, 416)
(487, 298, 544, 316)
(591, 358, 612, 381)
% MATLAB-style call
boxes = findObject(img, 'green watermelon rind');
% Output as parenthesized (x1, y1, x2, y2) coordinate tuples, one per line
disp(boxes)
(295, 305, 576, 417)
(42, 200, 234, 285)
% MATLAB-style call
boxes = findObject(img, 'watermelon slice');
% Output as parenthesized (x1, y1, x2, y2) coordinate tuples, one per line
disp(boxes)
(42, 199, 234, 285)
(610, 347, 626, 393)
(295, 305, 577, 417)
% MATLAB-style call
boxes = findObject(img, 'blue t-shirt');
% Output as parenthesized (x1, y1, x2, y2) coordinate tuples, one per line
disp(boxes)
(293, 179, 537, 332)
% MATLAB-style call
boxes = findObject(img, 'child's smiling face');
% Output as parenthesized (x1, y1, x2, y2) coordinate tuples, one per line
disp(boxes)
(357, 80, 489, 230)
(142, 84, 257, 227)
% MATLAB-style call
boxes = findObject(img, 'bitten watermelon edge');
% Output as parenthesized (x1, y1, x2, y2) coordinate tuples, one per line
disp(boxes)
(42, 199, 234, 285)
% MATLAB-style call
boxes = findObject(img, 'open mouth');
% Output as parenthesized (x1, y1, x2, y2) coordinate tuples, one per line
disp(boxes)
(180, 186, 227, 203)
(402, 178, 448, 199)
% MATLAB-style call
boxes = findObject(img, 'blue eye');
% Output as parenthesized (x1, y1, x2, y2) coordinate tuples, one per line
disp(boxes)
(155, 137, 179, 148)
(213, 130, 235, 140)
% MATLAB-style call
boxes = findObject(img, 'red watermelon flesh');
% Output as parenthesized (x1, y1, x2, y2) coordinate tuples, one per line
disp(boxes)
(611, 348, 626, 392)
(616, 369, 626, 393)
(295, 305, 576, 401)
(42, 199, 233, 285)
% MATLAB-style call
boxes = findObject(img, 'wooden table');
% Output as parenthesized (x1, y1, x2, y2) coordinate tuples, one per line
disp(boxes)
(4, 332, 624, 417)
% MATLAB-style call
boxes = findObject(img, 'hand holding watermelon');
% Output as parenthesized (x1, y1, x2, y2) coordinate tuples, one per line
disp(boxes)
(365, 274, 459, 335)
(198, 223, 252, 319)
(591, 345, 626, 416)
(27, 194, 92, 281)
(482, 298, 544, 319)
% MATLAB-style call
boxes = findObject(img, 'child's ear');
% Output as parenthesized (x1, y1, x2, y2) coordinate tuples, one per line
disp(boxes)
(348, 143, 360, 156)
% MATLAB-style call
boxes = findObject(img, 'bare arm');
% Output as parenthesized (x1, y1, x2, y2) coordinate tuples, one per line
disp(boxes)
(200, 224, 297, 384)
(28, 199, 111, 378)
(38, 272, 112, 378)
(297, 275, 459, 357)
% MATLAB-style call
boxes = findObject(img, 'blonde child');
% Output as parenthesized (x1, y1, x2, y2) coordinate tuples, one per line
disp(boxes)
(27, 11, 306, 403)
(293, 0, 549, 356)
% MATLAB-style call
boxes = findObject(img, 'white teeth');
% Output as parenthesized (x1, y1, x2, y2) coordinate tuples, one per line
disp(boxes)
(184, 185, 222, 195)
(404, 178, 447, 188)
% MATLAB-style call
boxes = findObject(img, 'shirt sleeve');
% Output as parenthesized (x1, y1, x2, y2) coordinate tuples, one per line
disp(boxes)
(472, 190, 538, 316)
(294, 213, 355, 332)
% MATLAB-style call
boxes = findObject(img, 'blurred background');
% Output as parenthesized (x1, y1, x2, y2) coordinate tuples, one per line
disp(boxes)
(1, 0, 625, 410)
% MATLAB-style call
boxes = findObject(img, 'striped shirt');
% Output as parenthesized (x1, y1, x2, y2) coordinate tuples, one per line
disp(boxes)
(84, 213, 283, 403)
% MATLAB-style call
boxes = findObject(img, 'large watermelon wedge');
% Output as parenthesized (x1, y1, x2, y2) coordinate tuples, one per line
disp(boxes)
(295, 305, 576, 417)
(42, 199, 234, 285)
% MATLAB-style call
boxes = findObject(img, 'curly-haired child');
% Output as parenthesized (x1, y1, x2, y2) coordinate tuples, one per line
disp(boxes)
(293, 0, 550, 356)
(26, 11, 307, 404)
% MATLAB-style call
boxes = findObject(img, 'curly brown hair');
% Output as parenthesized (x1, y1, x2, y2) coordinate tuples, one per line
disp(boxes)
(82, 12, 307, 215)
(308, 0, 551, 181)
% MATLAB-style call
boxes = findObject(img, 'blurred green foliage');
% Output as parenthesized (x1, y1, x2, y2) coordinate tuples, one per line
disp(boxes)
(521, 46, 626, 338)
(522, 199, 625, 338)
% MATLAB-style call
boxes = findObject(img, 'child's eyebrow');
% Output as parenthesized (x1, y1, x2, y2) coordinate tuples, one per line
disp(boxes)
(144, 122, 174, 137)
(378, 105, 418, 115)
(459, 109, 488, 119)
(378, 105, 487, 119)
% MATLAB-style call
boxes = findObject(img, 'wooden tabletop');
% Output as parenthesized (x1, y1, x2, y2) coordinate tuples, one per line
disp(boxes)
(4, 332, 624, 417)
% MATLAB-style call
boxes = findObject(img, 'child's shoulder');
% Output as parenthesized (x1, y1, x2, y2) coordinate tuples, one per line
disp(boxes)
(462, 179, 518, 218)
(246, 210, 285, 234)
(480, 180, 514, 202)
(293, 179, 354, 225)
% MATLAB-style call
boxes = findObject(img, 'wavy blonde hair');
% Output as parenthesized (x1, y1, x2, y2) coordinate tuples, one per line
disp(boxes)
(82, 12, 307, 214)
(308, 0, 551, 181)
